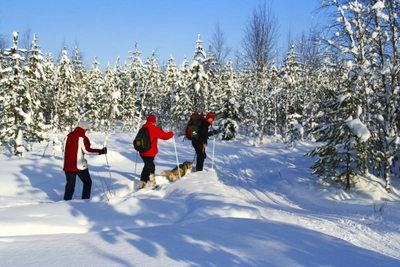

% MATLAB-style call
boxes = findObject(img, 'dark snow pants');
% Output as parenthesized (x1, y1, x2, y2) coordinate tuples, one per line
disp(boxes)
(64, 168, 92, 200)
(192, 139, 206, 171)
(140, 156, 155, 182)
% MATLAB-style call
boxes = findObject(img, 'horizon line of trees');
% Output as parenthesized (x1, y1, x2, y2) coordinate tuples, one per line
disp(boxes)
(0, 0, 399, 193)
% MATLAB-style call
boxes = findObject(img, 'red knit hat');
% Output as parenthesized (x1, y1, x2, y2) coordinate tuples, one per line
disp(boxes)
(206, 112, 215, 120)
(147, 115, 156, 123)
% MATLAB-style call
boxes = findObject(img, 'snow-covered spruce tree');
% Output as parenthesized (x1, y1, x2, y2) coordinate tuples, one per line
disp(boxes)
(113, 57, 129, 110)
(23, 33, 47, 147)
(42, 53, 57, 125)
(161, 55, 179, 129)
(54, 47, 79, 131)
(216, 61, 241, 140)
(122, 42, 142, 132)
(272, 64, 288, 139)
(204, 43, 220, 115)
(100, 62, 121, 133)
(295, 29, 325, 141)
(305, 68, 371, 190)
(0, 32, 23, 151)
(40, 52, 63, 156)
(264, 63, 282, 137)
(108, 57, 127, 132)
(238, 62, 258, 137)
(279, 43, 306, 146)
(254, 67, 271, 145)
(189, 35, 209, 113)
(84, 57, 104, 130)
(0, 31, 45, 155)
(70, 46, 86, 117)
(236, 52, 269, 144)
(171, 56, 193, 134)
(313, 50, 344, 132)
(71, 46, 86, 84)
(141, 52, 164, 126)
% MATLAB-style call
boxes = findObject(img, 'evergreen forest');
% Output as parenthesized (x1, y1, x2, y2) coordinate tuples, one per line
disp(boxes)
(0, 0, 399, 192)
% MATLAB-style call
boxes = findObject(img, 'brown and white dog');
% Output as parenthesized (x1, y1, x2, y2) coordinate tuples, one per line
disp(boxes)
(160, 161, 193, 181)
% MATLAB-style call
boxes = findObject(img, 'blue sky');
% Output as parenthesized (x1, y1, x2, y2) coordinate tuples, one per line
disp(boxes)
(0, 0, 324, 68)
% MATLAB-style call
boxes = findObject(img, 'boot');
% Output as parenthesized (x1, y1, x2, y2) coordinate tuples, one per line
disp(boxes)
(139, 181, 147, 189)
(149, 173, 156, 187)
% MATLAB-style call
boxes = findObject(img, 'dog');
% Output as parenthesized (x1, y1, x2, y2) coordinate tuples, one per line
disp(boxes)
(160, 161, 193, 181)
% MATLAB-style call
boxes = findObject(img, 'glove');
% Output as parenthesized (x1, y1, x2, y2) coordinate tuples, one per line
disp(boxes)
(100, 147, 107, 155)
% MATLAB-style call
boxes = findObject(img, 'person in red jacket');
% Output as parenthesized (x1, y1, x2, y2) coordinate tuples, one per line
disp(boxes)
(63, 120, 107, 200)
(139, 115, 174, 189)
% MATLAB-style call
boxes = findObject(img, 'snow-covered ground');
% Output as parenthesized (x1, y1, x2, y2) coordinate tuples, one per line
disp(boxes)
(1, 130, 400, 266)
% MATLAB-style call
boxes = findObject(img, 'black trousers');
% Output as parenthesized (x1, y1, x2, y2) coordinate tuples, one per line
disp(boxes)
(64, 168, 92, 200)
(192, 139, 206, 171)
(140, 156, 155, 182)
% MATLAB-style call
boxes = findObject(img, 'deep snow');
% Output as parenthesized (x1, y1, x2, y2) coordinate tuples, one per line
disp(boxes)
(1, 130, 400, 266)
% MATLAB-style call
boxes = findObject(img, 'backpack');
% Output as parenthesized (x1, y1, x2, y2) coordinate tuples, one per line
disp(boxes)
(133, 127, 152, 152)
(185, 113, 204, 140)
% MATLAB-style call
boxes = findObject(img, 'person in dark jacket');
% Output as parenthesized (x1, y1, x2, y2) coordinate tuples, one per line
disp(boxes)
(192, 112, 216, 171)
(139, 115, 174, 189)
(63, 120, 107, 200)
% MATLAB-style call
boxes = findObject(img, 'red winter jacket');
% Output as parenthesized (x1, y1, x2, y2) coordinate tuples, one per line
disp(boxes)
(63, 127, 103, 172)
(139, 121, 174, 157)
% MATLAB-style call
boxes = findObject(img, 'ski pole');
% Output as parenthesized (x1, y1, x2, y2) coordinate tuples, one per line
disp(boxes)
(173, 135, 181, 179)
(212, 136, 216, 170)
(134, 151, 138, 177)
(103, 149, 115, 195)
(103, 131, 115, 195)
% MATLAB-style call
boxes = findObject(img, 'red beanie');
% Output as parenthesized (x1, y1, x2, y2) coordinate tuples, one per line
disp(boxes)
(147, 115, 156, 123)
(206, 112, 215, 120)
